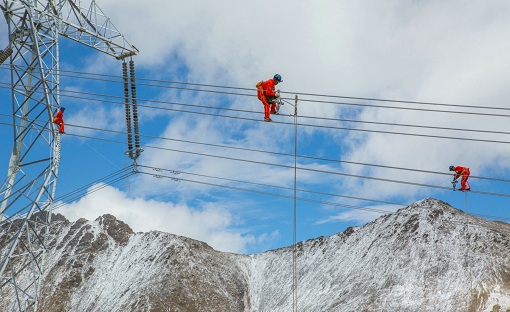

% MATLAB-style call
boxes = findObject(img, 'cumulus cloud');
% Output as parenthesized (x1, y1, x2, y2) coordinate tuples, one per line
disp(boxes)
(316, 204, 403, 225)
(58, 184, 256, 253)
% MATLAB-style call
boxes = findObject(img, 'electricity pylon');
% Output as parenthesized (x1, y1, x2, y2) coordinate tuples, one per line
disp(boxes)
(0, 1, 137, 310)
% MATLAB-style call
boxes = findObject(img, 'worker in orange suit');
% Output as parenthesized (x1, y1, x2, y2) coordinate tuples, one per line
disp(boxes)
(52, 107, 65, 134)
(257, 74, 282, 122)
(449, 165, 470, 191)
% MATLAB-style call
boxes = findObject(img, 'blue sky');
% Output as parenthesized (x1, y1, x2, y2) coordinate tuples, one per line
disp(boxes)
(1, 0, 510, 254)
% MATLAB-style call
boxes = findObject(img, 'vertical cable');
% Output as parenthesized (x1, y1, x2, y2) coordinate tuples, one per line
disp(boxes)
(465, 191, 472, 302)
(292, 95, 298, 312)
(465, 191, 468, 213)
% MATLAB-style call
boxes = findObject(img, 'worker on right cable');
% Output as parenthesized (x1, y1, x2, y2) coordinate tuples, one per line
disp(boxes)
(449, 165, 470, 191)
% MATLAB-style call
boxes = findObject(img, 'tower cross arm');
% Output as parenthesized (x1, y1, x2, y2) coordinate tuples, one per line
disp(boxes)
(55, 0, 138, 59)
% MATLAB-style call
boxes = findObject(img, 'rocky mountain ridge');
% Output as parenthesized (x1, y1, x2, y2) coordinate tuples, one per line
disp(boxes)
(2, 198, 510, 311)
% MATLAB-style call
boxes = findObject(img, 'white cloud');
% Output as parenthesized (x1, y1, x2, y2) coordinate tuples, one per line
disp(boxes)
(57, 184, 256, 253)
(316, 204, 402, 225)
(66, 104, 125, 136)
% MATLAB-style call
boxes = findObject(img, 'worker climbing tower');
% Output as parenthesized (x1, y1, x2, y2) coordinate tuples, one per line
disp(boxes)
(0, 1, 137, 310)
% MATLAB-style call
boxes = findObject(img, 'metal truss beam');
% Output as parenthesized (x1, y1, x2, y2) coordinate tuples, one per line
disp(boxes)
(0, 1, 137, 310)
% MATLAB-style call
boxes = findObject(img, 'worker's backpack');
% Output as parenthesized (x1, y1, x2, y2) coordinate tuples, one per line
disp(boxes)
(255, 81, 263, 90)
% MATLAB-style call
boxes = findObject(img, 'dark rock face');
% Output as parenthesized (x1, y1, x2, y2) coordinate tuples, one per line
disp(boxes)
(96, 214, 134, 246)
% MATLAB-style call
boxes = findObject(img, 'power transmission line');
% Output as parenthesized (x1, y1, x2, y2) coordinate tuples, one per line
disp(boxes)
(1, 167, 135, 216)
(53, 166, 133, 204)
(16, 124, 505, 198)
(2, 88, 508, 145)
(2, 65, 508, 114)
(135, 164, 510, 225)
(137, 164, 407, 207)
(1, 76, 509, 144)
(53, 170, 135, 211)
(136, 169, 404, 215)
(2, 66, 510, 117)
(38, 150, 510, 235)
(0, 119, 509, 187)
(50, 87, 510, 138)
(2, 115, 507, 244)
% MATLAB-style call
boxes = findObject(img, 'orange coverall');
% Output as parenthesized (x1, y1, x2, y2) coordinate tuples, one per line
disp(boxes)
(53, 110, 65, 133)
(257, 78, 278, 120)
(453, 166, 470, 191)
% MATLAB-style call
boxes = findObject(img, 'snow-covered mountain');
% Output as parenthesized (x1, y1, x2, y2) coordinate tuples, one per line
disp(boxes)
(2, 198, 510, 311)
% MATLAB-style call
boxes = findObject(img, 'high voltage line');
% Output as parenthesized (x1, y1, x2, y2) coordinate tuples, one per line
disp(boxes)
(24, 66, 510, 112)
(5, 153, 509, 241)
(0, 118, 509, 184)
(36, 86, 510, 137)
(53, 166, 134, 208)
(0, 69, 503, 183)
(2, 167, 135, 219)
(9, 156, 509, 247)
(136, 165, 406, 207)
(54, 89, 510, 138)
(50, 79, 510, 117)
(1, 120, 509, 242)
(136, 169, 405, 215)
(1, 66, 509, 229)
(136, 164, 510, 225)
(0, 67, 509, 142)
(0, 118, 502, 184)
(40, 165, 510, 249)
(2, 65, 510, 116)
(2, 120, 510, 201)
(1, 84, 509, 145)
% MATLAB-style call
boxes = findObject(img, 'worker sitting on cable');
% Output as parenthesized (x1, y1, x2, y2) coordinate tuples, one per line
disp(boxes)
(52, 107, 65, 134)
(449, 165, 470, 191)
(256, 74, 282, 122)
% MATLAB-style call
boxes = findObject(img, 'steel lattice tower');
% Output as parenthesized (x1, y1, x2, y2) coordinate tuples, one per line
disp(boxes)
(0, 1, 137, 310)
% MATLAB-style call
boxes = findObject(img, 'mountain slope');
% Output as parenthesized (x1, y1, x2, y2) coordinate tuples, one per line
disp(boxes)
(250, 198, 510, 311)
(2, 198, 510, 311)
(38, 214, 249, 312)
